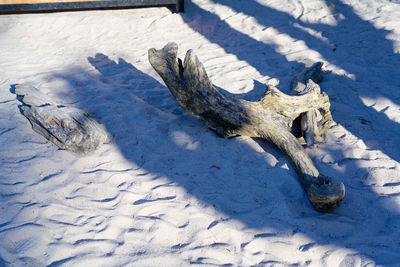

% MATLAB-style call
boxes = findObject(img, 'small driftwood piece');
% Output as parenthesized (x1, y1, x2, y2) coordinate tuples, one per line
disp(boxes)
(14, 84, 109, 154)
(148, 43, 345, 212)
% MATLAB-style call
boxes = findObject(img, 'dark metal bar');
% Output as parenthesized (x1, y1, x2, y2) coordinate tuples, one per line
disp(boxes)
(175, 0, 183, 12)
(0, 0, 183, 13)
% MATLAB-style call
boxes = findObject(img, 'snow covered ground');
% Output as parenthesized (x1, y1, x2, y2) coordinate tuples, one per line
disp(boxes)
(1, 0, 400, 265)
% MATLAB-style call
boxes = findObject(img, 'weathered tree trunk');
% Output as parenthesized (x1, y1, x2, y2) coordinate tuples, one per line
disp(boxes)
(148, 43, 345, 212)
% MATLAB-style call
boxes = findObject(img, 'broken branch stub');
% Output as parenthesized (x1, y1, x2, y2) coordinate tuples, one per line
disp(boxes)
(291, 62, 330, 146)
(148, 42, 345, 212)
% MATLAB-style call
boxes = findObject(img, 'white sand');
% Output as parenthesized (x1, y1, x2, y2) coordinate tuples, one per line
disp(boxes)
(1, 0, 400, 265)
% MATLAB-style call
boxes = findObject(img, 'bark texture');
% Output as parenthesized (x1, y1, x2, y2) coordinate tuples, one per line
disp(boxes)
(14, 84, 110, 154)
(149, 43, 345, 212)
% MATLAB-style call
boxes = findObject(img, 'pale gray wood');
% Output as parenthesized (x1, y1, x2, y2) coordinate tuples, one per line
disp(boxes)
(148, 43, 345, 212)
(15, 84, 110, 154)
(291, 62, 325, 146)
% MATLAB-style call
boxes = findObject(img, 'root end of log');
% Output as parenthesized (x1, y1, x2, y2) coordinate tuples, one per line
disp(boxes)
(307, 175, 345, 212)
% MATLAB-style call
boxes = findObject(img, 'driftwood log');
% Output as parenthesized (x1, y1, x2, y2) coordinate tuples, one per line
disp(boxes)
(14, 84, 109, 154)
(148, 43, 345, 212)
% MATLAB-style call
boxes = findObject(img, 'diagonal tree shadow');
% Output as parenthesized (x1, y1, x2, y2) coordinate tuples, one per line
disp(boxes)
(203, 0, 400, 163)
(46, 1, 400, 264)
(56, 54, 301, 223)
(51, 48, 400, 264)
(2, 1, 400, 265)
(179, 1, 308, 92)
(174, 0, 400, 263)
